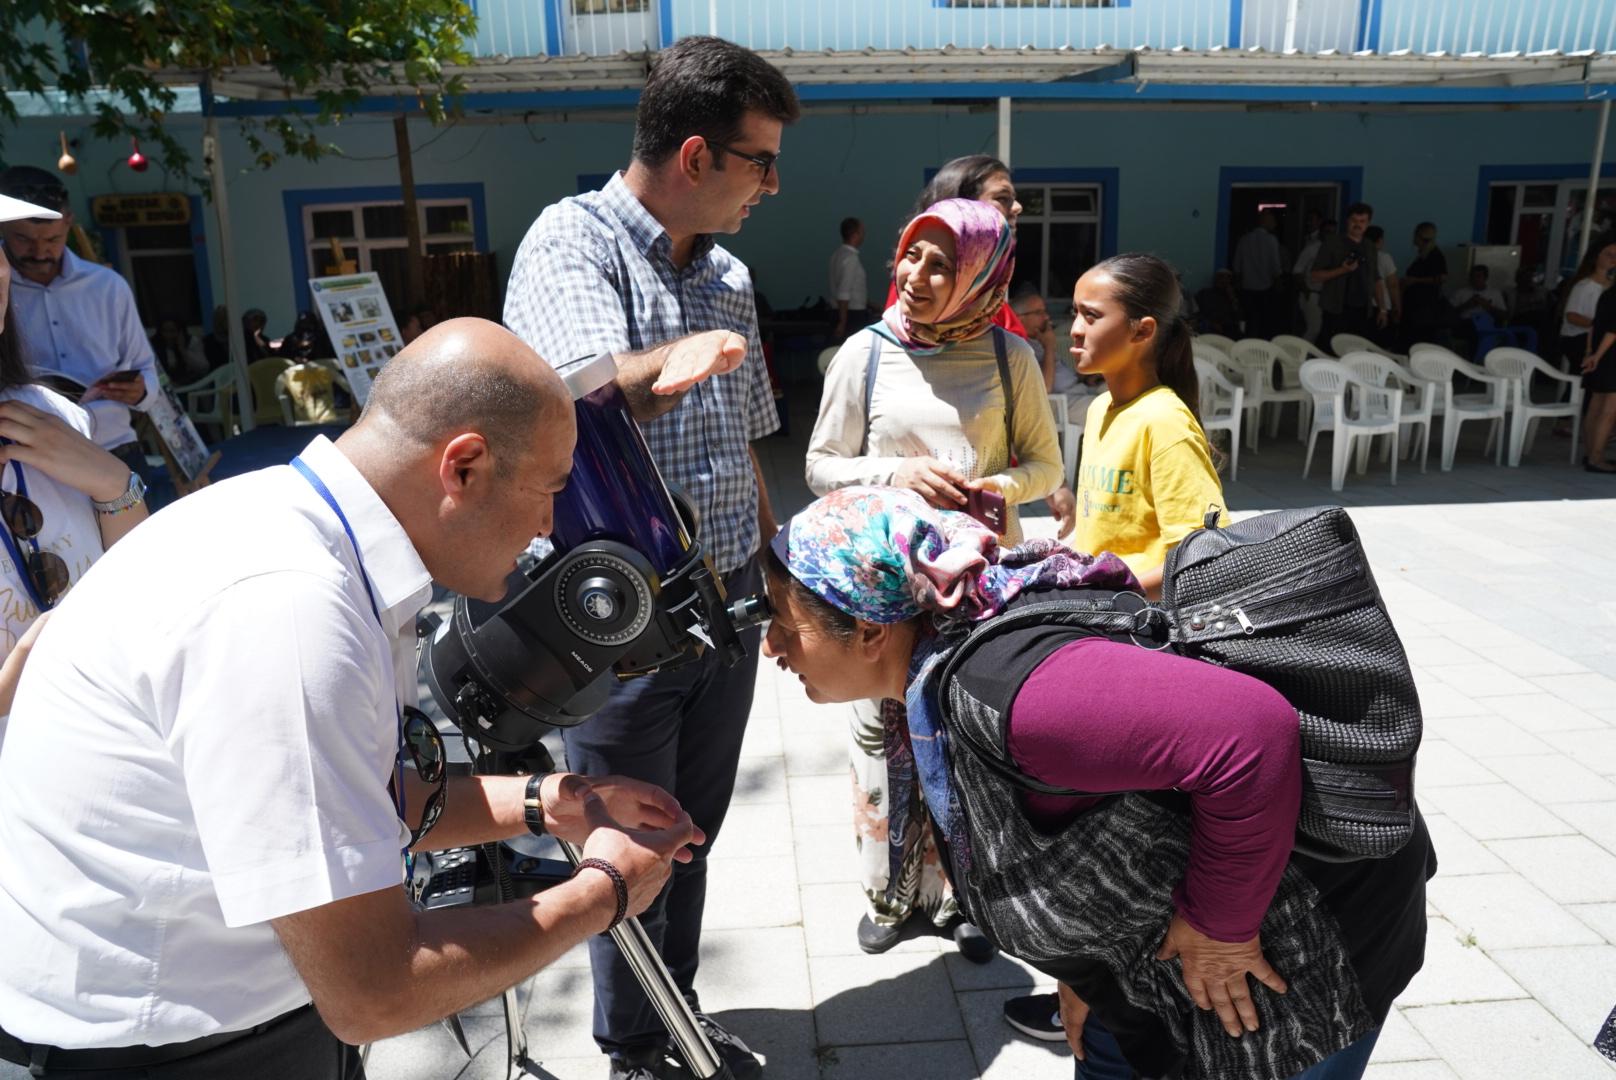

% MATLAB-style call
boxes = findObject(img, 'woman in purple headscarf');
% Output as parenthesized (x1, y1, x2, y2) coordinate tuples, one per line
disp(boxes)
(804, 198, 1063, 959)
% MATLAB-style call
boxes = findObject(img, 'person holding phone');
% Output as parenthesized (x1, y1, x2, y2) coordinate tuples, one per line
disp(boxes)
(1309, 202, 1386, 345)
(805, 197, 1061, 960)
(0, 168, 161, 488)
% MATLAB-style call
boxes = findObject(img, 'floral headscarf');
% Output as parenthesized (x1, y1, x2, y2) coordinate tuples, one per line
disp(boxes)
(772, 486, 1137, 884)
(880, 198, 1015, 355)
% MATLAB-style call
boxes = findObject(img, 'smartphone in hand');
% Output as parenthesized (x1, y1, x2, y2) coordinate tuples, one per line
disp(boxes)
(962, 487, 1007, 535)
(96, 370, 143, 385)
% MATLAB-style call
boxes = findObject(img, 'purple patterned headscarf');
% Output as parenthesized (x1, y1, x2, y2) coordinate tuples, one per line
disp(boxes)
(881, 198, 1016, 355)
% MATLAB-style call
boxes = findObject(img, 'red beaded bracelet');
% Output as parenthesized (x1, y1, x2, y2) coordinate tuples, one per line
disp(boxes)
(573, 857, 628, 932)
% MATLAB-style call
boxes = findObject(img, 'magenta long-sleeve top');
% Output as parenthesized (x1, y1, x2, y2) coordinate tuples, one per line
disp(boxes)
(1006, 637, 1303, 943)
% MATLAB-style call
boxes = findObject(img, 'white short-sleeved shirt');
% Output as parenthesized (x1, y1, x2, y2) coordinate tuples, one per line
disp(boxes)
(829, 243, 868, 306)
(1376, 252, 1398, 310)
(0, 386, 103, 665)
(0, 436, 431, 1048)
(1562, 278, 1609, 337)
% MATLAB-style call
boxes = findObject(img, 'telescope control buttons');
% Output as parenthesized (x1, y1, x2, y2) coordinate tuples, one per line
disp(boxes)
(555, 548, 655, 648)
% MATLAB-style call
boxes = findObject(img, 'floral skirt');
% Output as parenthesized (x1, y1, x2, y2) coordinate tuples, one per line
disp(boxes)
(850, 697, 957, 929)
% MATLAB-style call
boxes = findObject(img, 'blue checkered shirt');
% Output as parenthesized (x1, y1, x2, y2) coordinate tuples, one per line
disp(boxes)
(505, 173, 779, 574)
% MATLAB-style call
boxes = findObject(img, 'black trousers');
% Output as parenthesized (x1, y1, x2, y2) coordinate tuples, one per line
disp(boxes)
(3, 1005, 364, 1079)
(562, 556, 763, 1059)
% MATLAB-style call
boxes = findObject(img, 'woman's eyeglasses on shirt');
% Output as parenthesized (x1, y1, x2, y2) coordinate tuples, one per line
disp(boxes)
(401, 706, 446, 846)
(2, 492, 70, 607)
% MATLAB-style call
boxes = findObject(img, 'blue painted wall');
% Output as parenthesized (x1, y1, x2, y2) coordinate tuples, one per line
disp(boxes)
(6, 102, 1608, 330)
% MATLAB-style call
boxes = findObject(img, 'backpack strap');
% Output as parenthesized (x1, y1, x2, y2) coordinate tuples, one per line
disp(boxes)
(858, 331, 882, 457)
(992, 326, 1015, 464)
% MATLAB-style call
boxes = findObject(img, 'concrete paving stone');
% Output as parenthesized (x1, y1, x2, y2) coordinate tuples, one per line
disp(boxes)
(1492, 944, 1616, 1043)
(739, 710, 783, 757)
(792, 823, 861, 885)
(776, 691, 847, 733)
(799, 881, 941, 958)
(1393, 916, 1528, 1007)
(691, 1007, 819, 1080)
(1371, 1007, 1438, 1064)
(1483, 693, 1609, 734)
(1410, 682, 1497, 721)
(1421, 713, 1553, 757)
(1558, 804, 1616, 858)
(1420, 814, 1508, 876)
(1417, 784, 1575, 841)
(1471, 641, 1592, 678)
(782, 732, 848, 777)
(716, 799, 797, 860)
(1570, 651, 1616, 681)
(729, 755, 789, 806)
(957, 987, 1072, 1079)
(817, 1039, 980, 1080)
(1535, 672, 1616, 711)
(809, 952, 966, 1045)
(703, 853, 802, 930)
(1542, 729, 1616, 774)
(1572, 904, 1616, 945)
(1426, 873, 1603, 949)
(1402, 999, 1616, 1080)
(367, 1013, 506, 1080)
(788, 773, 856, 827)
(942, 950, 1050, 993)
(1415, 741, 1501, 789)
(1401, 635, 1487, 668)
(1486, 836, 1616, 905)
(1421, 663, 1542, 699)
(1362, 1062, 1461, 1080)
(1480, 754, 1616, 804)
(695, 927, 813, 1012)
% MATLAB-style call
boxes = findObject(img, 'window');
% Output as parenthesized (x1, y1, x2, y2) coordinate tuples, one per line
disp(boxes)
(1485, 178, 1616, 283)
(939, 1, 1117, 8)
(1012, 183, 1104, 306)
(572, 0, 649, 12)
(302, 198, 476, 312)
(121, 222, 202, 329)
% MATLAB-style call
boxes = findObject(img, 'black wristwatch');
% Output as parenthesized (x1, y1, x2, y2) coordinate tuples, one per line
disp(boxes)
(523, 773, 551, 837)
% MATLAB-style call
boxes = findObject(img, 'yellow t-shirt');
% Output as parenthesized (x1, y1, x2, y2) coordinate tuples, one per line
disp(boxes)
(1065, 385, 1228, 577)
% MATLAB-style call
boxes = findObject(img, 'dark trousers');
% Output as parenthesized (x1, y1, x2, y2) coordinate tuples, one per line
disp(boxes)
(1320, 307, 1375, 350)
(1240, 288, 1282, 340)
(563, 556, 763, 1058)
(2, 1005, 364, 1079)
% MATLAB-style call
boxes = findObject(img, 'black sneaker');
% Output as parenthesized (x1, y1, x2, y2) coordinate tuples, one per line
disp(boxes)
(856, 913, 903, 954)
(668, 1012, 763, 1080)
(951, 920, 996, 964)
(1002, 991, 1066, 1042)
(611, 1045, 672, 1080)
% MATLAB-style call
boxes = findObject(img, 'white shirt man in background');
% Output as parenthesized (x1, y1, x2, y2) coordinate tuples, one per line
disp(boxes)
(829, 216, 868, 340)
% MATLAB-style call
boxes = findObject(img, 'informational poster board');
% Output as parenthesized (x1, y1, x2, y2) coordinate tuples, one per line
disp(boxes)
(309, 273, 404, 406)
(145, 387, 212, 481)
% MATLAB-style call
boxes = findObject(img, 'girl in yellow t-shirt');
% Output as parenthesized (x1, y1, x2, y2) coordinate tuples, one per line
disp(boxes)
(1061, 253, 1226, 598)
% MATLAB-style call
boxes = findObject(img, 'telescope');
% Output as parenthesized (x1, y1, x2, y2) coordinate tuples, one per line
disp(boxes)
(416, 353, 768, 1080)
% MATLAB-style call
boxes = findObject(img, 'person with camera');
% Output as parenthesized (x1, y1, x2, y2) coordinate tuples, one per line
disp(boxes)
(1310, 202, 1387, 346)
(0, 318, 702, 1079)
(0, 167, 161, 488)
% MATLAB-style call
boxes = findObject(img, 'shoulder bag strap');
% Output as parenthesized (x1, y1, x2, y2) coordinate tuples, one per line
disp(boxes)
(858, 331, 881, 456)
(992, 326, 1016, 463)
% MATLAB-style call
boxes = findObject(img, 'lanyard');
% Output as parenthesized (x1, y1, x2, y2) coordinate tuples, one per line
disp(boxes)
(0, 453, 51, 613)
(290, 457, 411, 874)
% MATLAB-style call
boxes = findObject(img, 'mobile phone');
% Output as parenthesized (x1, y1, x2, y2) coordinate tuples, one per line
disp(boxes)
(962, 487, 1007, 535)
(97, 370, 142, 385)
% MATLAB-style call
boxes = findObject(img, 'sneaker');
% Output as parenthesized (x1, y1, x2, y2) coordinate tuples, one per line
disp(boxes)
(951, 920, 996, 964)
(610, 1045, 672, 1080)
(856, 913, 903, 954)
(1002, 991, 1066, 1042)
(670, 1012, 762, 1080)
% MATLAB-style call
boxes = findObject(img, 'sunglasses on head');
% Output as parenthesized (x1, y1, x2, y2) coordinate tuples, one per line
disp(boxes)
(2, 492, 70, 608)
(401, 706, 446, 846)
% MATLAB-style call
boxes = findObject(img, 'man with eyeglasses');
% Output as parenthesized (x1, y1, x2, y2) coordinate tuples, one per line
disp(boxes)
(0, 167, 161, 489)
(0, 319, 702, 1078)
(504, 34, 799, 1080)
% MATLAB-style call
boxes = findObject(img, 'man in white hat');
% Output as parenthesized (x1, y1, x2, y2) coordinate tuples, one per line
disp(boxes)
(0, 166, 160, 485)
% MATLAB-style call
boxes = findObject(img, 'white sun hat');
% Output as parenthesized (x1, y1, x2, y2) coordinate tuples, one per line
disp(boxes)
(0, 192, 62, 223)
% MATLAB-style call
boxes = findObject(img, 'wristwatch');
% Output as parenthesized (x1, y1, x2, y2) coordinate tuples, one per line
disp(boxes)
(523, 773, 552, 837)
(92, 471, 147, 515)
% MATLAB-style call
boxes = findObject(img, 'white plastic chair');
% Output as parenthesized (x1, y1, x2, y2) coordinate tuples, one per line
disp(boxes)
(1341, 352, 1436, 473)
(1195, 333, 1237, 354)
(1300, 359, 1403, 491)
(1046, 393, 1082, 487)
(1273, 334, 1331, 364)
(1329, 333, 1404, 361)
(1194, 357, 1243, 481)
(173, 366, 238, 439)
(1408, 344, 1511, 471)
(1483, 347, 1584, 466)
(1234, 338, 1312, 442)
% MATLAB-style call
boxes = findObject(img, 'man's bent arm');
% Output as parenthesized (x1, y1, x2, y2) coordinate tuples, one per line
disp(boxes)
(612, 330, 748, 422)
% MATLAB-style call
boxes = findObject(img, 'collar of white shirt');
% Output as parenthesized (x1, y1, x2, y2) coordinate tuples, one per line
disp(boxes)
(294, 434, 432, 639)
(8, 247, 88, 292)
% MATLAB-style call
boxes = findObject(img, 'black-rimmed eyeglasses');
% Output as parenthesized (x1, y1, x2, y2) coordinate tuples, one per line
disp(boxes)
(2, 486, 70, 610)
(708, 141, 781, 177)
(401, 706, 446, 846)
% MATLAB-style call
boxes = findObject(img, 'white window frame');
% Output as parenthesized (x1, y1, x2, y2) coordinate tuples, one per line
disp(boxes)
(1487, 179, 1616, 286)
(302, 197, 476, 282)
(1015, 181, 1104, 310)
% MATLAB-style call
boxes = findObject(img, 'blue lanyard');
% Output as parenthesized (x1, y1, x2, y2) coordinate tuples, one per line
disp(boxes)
(290, 457, 411, 870)
(1, 453, 51, 613)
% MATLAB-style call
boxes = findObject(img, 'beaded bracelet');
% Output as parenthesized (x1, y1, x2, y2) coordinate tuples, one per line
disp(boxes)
(573, 857, 629, 933)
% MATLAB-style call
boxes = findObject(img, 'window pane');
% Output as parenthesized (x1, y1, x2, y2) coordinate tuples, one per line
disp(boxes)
(1018, 187, 1047, 218)
(362, 204, 410, 239)
(1050, 187, 1097, 215)
(128, 253, 201, 327)
(1522, 184, 1558, 209)
(312, 245, 360, 277)
(310, 209, 354, 240)
(124, 223, 193, 250)
(573, 0, 649, 12)
(1048, 222, 1099, 300)
(1013, 222, 1044, 296)
(424, 203, 472, 236)
(1485, 186, 1517, 244)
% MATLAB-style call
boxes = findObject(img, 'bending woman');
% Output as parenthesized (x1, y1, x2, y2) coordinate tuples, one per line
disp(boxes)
(763, 485, 1434, 1080)
(806, 198, 1062, 958)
